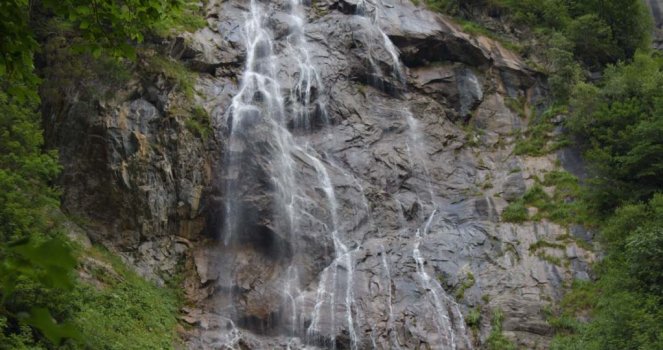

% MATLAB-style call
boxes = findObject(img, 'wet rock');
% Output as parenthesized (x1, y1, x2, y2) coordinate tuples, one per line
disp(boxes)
(557, 143, 588, 180)
(456, 66, 484, 117)
(410, 63, 484, 120)
(502, 172, 526, 201)
(474, 93, 522, 135)
(474, 196, 498, 221)
(570, 224, 594, 243)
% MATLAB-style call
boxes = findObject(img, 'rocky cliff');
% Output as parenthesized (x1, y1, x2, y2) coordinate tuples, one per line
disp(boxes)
(647, 0, 663, 50)
(44, 0, 594, 349)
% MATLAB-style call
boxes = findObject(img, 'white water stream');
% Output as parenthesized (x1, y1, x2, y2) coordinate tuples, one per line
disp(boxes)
(221, 0, 471, 348)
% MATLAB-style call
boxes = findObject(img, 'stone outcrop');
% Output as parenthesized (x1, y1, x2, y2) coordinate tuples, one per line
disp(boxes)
(647, 0, 663, 50)
(42, 50, 218, 285)
(43, 0, 594, 349)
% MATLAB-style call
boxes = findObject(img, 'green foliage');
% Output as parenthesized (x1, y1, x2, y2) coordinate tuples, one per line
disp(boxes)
(1, 238, 81, 346)
(544, 33, 583, 101)
(0, 85, 60, 241)
(0, 0, 41, 91)
(552, 54, 663, 343)
(0, 66, 81, 344)
(529, 240, 565, 253)
(505, 96, 528, 119)
(1, 0, 200, 346)
(501, 201, 528, 223)
(139, 53, 210, 139)
(40, 0, 189, 59)
(185, 106, 212, 139)
(143, 53, 197, 101)
(552, 195, 663, 349)
(567, 52, 663, 214)
(625, 226, 663, 295)
(569, 0, 651, 62)
(425, 2, 660, 348)
(513, 107, 570, 156)
(425, 0, 506, 17)
(70, 246, 181, 349)
(536, 252, 565, 267)
(454, 19, 523, 53)
(425, 0, 651, 94)
(1, 0, 198, 79)
(551, 268, 663, 350)
(503, 0, 570, 29)
(1, 244, 181, 349)
(466, 307, 481, 329)
(604, 195, 663, 295)
(542, 171, 579, 196)
(486, 309, 517, 350)
(565, 14, 615, 67)
(501, 170, 585, 225)
(454, 271, 476, 300)
(40, 30, 133, 104)
(503, 0, 650, 66)
(154, 1, 208, 37)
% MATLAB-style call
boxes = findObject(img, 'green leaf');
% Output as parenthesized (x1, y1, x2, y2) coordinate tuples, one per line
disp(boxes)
(75, 6, 91, 15)
(92, 46, 102, 58)
(13, 238, 76, 289)
(25, 308, 80, 344)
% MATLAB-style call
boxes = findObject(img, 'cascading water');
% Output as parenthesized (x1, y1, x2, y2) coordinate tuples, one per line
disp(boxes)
(223, 0, 296, 247)
(221, 0, 359, 348)
(380, 244, 401, 350)
(354, 1, 473, 349)
(217, 0, 472, 348)
(285, 0, 328, 131)
(305, 154, 359, 350)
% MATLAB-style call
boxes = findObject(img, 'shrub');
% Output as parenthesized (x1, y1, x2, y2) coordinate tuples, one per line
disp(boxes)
(72, 247, 181, 349)
(501, 201, 528, 223)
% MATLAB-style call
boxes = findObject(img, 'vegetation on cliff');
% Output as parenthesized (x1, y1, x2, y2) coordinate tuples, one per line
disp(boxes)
(426, 0, 663, 348)
(550, 51, 663, 350)
(0, 0, 198, 347)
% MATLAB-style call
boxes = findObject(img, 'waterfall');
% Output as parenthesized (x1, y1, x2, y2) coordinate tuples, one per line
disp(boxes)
(217, 0, 472, 348)
(305, 153, 359, 350)
(221, 0, 358, 348)
(355, 1, 473, 349)
(223, 0, 296, 247)
(380, 244, 401, 350)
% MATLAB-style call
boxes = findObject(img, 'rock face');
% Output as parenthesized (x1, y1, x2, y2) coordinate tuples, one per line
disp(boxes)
(647, 0, 663, 50)
(42, 51, 217, 284)
(44, 0, 594, 349)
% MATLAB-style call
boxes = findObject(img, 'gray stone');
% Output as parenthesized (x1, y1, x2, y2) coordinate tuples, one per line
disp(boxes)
(502, 173, 527, 201)
(456, 67, 484, 117)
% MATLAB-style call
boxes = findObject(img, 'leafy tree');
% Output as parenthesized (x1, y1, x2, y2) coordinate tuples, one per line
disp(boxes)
(0, 70, 78, 345)
(551, 195, 663, 350)
(567, 52, 663, 213)
(1, 0, 195, 346)
(565, 14, 616, 67)
(570, 0, 651, 61)
(39, 0, 188, 59)
(545, 32, 582, 101)
(502, 0, 570, 29)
